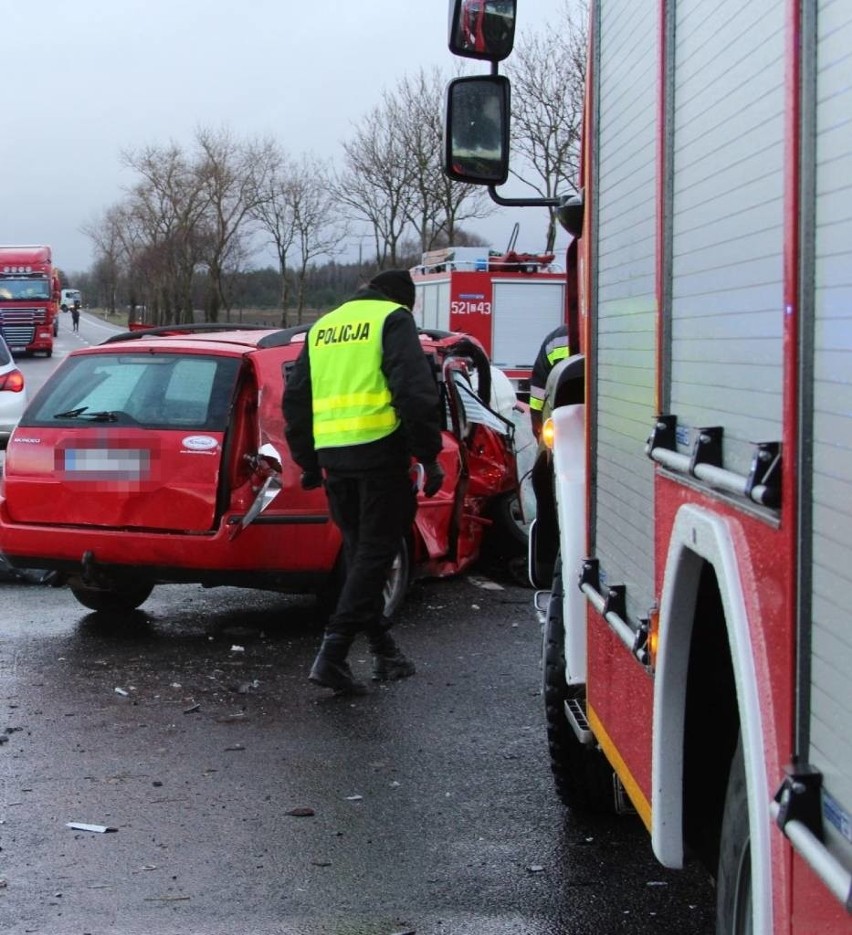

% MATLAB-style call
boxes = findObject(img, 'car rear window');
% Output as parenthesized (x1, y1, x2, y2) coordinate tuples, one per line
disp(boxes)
(23, 352, 241, 431)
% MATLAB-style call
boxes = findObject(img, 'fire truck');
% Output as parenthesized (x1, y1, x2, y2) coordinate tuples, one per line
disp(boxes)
(0, 245, 60, 356)
(412, 244, 566, 395)
(443, 1, 851, 932)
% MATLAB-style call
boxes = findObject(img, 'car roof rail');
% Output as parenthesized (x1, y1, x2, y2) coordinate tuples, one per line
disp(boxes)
(256, 325, 312, 348)
(101, 323, 279, 345)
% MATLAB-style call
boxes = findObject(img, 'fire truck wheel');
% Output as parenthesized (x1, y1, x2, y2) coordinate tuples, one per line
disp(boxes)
(716, 735, 752, 934)
(543, 552, 616, 813)
(70, 582, 154, 613)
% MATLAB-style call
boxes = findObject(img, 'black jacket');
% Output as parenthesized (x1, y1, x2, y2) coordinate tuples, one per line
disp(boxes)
(283, 287, 443, 475)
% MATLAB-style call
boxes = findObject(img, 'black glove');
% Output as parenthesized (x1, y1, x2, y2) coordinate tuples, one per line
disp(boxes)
(300, 469, 323, 490)
(422, 461, 445, 498)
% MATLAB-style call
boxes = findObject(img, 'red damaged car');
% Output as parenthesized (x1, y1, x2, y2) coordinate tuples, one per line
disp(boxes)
(0, 324, 522, 614)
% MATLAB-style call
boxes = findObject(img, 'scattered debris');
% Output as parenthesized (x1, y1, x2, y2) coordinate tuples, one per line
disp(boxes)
(526, 864, 545, 873)
(66, 822, 117, 834)
(183, 703, 201, 714)
(344, 794, 363, 802)
(215, 713, 247, 724)
(286, 807, 315, 817)
(467, 575, 504, 591)
(230, 645, 245, 653)
(646, 881, 668, 887)
(311, 859, 332, 867)
(114, 687, 129, 697)
(224, 744, 245, 752)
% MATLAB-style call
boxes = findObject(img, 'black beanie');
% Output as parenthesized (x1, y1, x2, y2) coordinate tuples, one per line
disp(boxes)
(369, 269, 416, 310)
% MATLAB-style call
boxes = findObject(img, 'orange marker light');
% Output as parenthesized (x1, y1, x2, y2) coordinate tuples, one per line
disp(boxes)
(542, 417, 555, 450)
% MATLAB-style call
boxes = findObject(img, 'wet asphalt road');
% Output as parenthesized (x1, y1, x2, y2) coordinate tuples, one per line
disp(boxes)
(0, 564, 716, 935)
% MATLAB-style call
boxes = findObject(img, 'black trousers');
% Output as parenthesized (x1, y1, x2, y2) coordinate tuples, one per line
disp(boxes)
(324, 470, 417, 642)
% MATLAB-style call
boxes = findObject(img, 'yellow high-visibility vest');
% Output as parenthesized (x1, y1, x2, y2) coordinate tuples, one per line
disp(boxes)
(308, 299, 401, 449)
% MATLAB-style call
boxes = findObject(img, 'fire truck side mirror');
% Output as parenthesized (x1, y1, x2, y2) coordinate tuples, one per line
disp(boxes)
(448, 0, 516, 62)
(444, 75, 510, 186)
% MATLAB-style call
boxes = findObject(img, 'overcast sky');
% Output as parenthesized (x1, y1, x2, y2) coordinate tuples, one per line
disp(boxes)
(4, 0, 574, 276)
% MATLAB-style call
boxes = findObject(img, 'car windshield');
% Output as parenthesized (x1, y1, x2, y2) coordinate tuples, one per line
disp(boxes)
(23, 352, 241, 431)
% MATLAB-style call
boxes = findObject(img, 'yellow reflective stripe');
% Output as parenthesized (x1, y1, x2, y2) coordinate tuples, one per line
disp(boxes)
(314, 410, 399, 438)
(547, 345, 570, 366)
(312, 390, 392, 413)
(529, 396, 545, 412)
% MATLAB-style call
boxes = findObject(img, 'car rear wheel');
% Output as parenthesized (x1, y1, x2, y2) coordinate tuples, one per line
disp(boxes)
(543, 552, 616, 813)
(70, 582, 154, 613)
(382, 536, 411, 618)
(316, 537, 411, 621)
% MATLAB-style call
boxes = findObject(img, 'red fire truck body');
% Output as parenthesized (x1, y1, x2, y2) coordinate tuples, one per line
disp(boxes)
(412, 248, 566, 392)
(443, 0, 852, 931)
(0, 245, 59, 356)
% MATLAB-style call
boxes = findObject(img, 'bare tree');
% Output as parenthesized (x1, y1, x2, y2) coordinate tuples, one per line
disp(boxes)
(395, 67, 493, 251)
(289, 156, 347, 322)
(251, 148, 299, 321)
(195, 127, 277, 322)
(505, 1, 587, 251)
(120, 142, 210, 323)
(333, 96, 417, 268)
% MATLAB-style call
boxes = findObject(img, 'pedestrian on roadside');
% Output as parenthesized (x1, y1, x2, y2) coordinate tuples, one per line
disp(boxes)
(529, 323, 570, 441)
(71, 302, 81, 333)
(283, 269, 445, 695)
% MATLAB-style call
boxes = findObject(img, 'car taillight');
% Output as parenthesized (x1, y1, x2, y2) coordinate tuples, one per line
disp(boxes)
(0, 369, 24, 392)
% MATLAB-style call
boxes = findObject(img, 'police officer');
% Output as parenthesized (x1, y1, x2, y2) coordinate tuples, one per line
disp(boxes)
(529, 323, 570, 440)
(283, 269, 445, 695)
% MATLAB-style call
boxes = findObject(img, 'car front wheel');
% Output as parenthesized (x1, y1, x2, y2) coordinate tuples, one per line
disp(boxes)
(70, 582, 154, 612)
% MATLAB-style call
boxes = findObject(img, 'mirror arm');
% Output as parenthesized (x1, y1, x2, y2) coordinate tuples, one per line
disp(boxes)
(487, 186, 561, 208)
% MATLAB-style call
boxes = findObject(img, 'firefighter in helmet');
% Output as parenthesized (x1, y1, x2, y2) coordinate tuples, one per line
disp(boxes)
(529, 324, 570, 441)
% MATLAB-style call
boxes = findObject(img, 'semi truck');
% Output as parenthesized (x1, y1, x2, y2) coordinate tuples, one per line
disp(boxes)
(60, 288, 82, 313)
(443, 1, 852, 932)
(0, 245, 60, 356)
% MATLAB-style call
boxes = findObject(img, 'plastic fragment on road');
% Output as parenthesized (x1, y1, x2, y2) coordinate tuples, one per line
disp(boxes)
(286, 806, 315, 817)
(466, 575, 504, 591)
(114, 687, 129, 696)
(345, 794, 363, 801)
(66, 822, 117, 833)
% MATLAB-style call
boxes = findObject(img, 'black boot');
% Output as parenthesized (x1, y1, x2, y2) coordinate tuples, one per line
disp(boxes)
(308, 634, 368, 695)
(369, 631, 416, 682)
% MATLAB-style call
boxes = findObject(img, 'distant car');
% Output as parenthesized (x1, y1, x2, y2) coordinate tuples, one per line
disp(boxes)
(0, 324, 523, 615)
(0, 333, 27, 444)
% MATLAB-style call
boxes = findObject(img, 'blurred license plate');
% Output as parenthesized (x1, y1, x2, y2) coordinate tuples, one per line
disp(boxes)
(64, 448, 150, 477)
